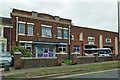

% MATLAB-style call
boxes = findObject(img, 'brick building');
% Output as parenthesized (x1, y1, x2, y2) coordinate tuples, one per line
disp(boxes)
(11, 9, 72, 59)
(9, 9, 118, 59)
(0, 17, 12, 52)
(71, 26, 119, 56)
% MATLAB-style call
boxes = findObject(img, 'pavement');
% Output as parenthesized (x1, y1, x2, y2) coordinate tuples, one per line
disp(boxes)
(2, 61, 119, 77)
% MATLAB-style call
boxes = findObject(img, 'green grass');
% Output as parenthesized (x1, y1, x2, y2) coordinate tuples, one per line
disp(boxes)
(6, 62, 119, 78)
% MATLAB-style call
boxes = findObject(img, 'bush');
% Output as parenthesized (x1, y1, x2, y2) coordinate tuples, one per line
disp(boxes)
(61, 60, 72, 65)
(10, 47, 32, 57)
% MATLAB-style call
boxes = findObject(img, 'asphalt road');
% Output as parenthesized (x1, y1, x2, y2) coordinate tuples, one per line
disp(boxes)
(51, 68, 120, 80)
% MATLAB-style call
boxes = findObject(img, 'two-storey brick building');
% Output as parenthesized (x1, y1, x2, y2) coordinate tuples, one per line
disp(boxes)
(11, 9, 72, 59)
(10, 9, 119, 60)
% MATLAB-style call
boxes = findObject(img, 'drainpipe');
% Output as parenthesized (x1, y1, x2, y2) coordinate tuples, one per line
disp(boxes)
(68, 25, 71, 60)
(16, 17, 18, 46)
(82, 44, 84, 56)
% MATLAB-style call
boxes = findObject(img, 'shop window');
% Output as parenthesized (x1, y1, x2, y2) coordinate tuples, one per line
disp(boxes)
(19, 23, 25, 35)
(58, 28, 62, 38)
(20, 43, 32, 52)
(64, 29, 68, 39)
(42, 25, 52, 37)
(58, 45, 67, 53)
(73, 45, 80, 53)
(28, 24, 33, 35)
(88, 37, 95, 41)
(106, 38, 111, 42)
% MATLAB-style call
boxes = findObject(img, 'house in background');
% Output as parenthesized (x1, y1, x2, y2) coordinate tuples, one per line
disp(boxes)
(0, 17, 12, 52)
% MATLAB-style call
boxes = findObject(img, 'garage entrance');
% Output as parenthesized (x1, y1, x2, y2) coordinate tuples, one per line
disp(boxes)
(103, 45, 113, 52)
(85, 45, 98, 49)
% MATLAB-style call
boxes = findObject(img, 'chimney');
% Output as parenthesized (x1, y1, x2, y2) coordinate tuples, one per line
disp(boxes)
(32, 11, 38, 17)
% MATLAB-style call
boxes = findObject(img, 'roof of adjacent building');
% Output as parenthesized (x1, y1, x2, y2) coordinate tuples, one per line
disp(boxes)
(0, 17, 12, 26)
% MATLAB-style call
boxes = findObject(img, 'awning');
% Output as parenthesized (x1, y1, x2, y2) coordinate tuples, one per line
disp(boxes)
(33, 41, 67, 45)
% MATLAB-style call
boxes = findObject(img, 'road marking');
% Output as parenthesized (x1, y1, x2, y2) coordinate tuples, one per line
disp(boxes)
(56, 68, 119, 78)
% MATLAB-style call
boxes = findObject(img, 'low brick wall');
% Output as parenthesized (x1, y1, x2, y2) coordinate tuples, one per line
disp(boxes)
(21, 57, 58, 68)
(77, 56, 96, 64)
(98, 56, 112, 62)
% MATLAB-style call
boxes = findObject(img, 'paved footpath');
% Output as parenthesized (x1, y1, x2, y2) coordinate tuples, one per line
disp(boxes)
(2, 61, 119, 77)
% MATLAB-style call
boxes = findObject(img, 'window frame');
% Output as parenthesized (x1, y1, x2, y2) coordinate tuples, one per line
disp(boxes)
(41, 24, 52, 38)
(27, 23, 34, 36)
(57, 27, 62, 39)
(106, 38, 111, 43)
(0, 27, 3, 38)
(73, 45, 80, 54)
(88, 37, 95, 41)
(63, 28, 68, 39)
(58, 45, 67, 53)
(18, 22, 25, 35)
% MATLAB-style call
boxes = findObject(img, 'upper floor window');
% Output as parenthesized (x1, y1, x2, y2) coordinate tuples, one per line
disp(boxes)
(64, 28, 68, 39)
(27, 23, 33, 36)
(106, 38, 111, 42)
(19, 22, 25, 35)
(73, 45, 80, 53)
(57, 27, 62, 38)
(42, 25, 52, 37)
(88, 37, 95, 41)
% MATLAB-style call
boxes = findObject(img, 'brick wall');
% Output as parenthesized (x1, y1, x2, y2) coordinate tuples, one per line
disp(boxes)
(21, 57, 58, 68)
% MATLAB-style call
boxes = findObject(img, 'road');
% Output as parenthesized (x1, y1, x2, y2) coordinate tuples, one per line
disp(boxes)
(51, 68, 120, 80)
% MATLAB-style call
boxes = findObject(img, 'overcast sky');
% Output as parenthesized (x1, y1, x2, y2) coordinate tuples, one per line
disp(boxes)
(0, 0, 119, 32)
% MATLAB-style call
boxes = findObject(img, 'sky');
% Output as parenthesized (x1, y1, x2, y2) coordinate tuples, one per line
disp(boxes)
(0, 0, 119, 32)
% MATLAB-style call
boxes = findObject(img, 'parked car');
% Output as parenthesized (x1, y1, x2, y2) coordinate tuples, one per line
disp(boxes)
(0, 52, 12, 67)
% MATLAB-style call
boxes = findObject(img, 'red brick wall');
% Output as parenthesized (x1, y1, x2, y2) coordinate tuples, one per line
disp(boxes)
(71, 26, 119, 55)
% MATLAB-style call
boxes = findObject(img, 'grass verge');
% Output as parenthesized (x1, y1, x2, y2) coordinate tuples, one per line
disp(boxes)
(6, 62, 119, 78)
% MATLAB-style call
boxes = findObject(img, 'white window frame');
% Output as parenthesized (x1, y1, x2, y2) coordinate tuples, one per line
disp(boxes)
(27, 23, 34, 36)
(58, 45, 67, 53)
(57, 27, 62, 39)
(18, 21, 25, 35)
(41, 24, 52, 38)
(88, 37, 95, 41)
(63, 28, 68, 39)
(106, 38, 111, 43)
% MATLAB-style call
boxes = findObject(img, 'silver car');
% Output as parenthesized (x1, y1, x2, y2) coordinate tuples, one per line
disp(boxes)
(0, 52, 12, 67)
